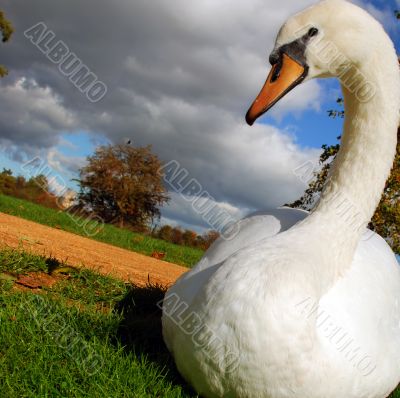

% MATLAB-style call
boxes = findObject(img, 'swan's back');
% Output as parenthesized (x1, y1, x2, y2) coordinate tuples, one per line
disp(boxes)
(198, 207, 308, 271)
(165, 207, 308, 307)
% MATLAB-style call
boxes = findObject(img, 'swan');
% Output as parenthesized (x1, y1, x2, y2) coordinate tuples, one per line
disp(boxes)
(161, 1, 400, 397)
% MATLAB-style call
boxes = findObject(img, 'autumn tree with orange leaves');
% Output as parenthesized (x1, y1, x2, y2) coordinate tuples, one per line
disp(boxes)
(76, 144, 169, 230)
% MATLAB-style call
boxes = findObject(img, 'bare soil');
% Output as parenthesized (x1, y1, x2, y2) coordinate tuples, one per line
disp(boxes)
(0, 212, 188, 287)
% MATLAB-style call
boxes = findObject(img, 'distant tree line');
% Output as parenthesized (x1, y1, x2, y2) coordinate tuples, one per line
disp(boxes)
(152, 225, 219, 250)
(0, 168, 58, 208)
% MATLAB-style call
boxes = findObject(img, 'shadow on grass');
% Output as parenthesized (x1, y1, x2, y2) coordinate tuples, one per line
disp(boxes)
(114, 283, 196, 396)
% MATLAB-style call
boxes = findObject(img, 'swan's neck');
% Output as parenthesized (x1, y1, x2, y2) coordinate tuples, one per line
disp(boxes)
(302, 51, 399, 271)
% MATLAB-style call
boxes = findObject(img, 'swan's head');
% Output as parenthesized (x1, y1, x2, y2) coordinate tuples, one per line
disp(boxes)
(246, 0, 392, 125)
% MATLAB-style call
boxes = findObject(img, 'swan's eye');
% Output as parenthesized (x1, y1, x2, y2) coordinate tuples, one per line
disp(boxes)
(308, 27, 319, 37)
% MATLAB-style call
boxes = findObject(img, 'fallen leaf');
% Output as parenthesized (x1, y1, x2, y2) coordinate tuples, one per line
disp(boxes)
(16, 273, 58, 289)
(151, 251, 166, 260)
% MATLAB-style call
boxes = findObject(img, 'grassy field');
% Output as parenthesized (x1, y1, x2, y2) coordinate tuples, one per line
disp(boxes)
(0, 248, 197, 397)
(0, 194, 204, 268)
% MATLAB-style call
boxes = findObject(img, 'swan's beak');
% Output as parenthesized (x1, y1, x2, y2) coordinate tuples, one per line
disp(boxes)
(246, 54, 308, 126)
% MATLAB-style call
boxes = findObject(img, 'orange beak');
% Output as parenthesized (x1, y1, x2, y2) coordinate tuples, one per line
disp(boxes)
(246, 53, 307, 126)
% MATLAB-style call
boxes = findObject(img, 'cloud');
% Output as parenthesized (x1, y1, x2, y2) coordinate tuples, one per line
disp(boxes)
(160, 191, 249, 233)
(0, 77, 76, 151)
(46, 148, 85, 175)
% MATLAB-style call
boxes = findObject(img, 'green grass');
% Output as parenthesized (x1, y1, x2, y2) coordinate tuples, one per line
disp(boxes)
(0, 248, 197, 397)
(0, 194, 204, 267)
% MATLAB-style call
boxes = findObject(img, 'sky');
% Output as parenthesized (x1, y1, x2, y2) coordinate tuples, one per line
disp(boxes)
(0, 0, 399, 233)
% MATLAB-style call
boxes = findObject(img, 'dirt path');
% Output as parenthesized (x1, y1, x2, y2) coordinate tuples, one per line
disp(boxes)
(0, 212, 188, 287)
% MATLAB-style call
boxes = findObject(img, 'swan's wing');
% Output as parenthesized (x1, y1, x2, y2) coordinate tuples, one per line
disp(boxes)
(164, 207, 308, 310)
(199, 207, 309, 271)
(163, 207, 309, 352)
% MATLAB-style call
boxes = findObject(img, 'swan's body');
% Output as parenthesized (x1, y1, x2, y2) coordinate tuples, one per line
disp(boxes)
(162, 1, 400, 397)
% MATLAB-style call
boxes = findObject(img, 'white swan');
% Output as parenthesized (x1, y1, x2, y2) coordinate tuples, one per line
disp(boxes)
(162, 1, 400, 397)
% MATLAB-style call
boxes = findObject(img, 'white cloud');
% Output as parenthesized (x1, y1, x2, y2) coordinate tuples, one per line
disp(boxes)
(0, 77, 76, 151)
(46, 148, 85, 175)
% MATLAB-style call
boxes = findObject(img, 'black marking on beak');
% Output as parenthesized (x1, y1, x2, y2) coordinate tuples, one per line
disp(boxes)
(271, 57, 283, 82)
(269, 28, 315, 72)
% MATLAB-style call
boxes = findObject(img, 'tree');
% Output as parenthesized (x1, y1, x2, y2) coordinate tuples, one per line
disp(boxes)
(202, 230, 220, 249)
(182, 229, 197, 247)
(0, 168, 16, 195)
(157, 225, 173, 242)
(170, 227, 184, 245)
(288, 97, 400, 255)
(0, 10, 14, 77)
(76, 144, 169, 229)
